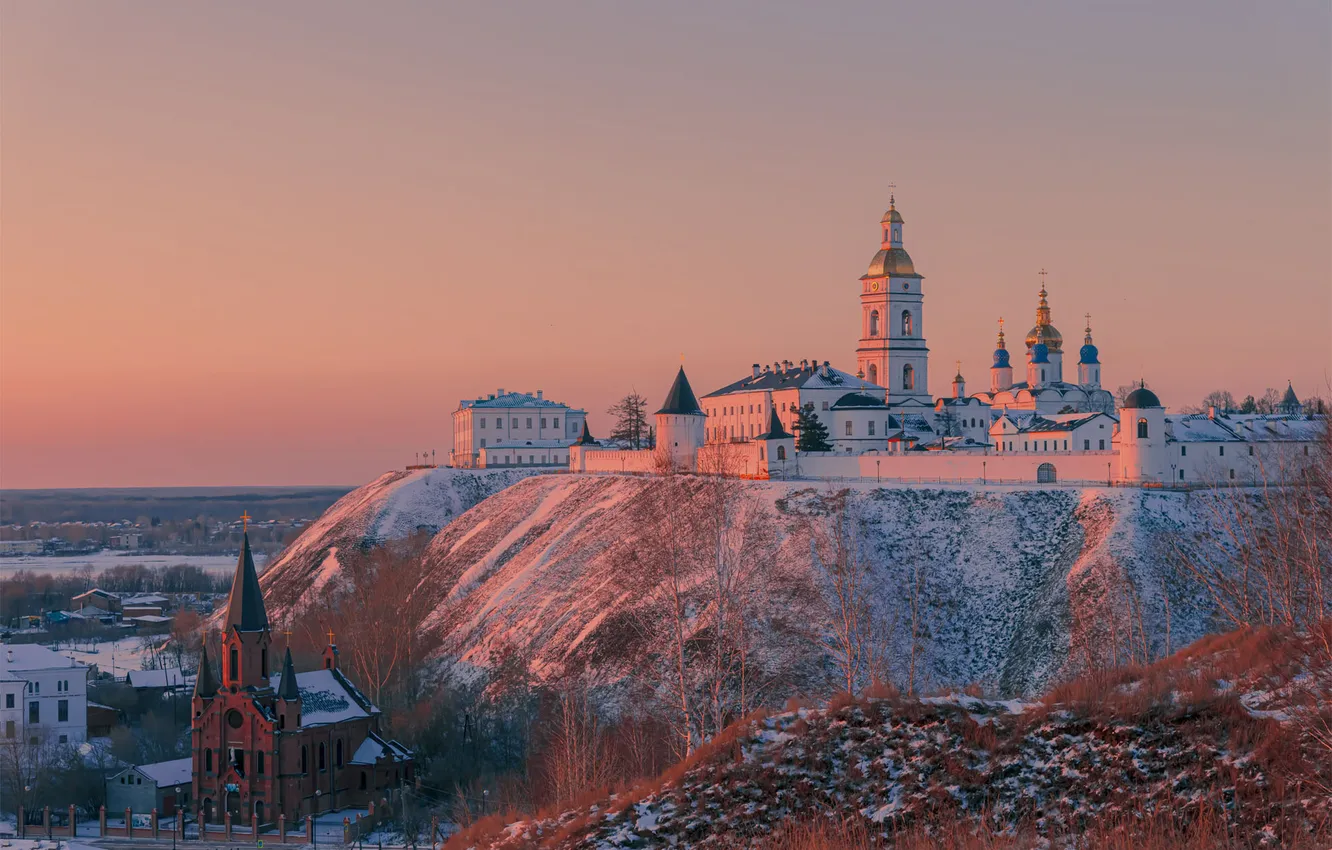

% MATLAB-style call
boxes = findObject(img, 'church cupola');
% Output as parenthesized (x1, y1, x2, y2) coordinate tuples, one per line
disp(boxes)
(991, 319, 1014, 392)
(1024, 273, 1064, 383)
(220, 522, 273, 692)
(276, 647, 301, 729)
(1077, 314, 1101, 389)
(952, 362, 966, 399)
(881, 195, 904, 248)
(193, 646, 218, 706)
(1027, 327, 1051, 388)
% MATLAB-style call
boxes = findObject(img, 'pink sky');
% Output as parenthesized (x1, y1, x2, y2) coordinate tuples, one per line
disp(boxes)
(2, 2, 1329, 488)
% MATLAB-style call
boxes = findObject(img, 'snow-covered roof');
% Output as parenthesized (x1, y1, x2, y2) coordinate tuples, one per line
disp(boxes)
(267, 668, 379, 726)
(2, 644, 87, 674)
(1166, 413, 1325, 444)
(128, 615, 172, 624)
(124, 594, 169, 605)
(127, 668, 189, 689)
(460, 392, 580, 411)
(704, 363, 882, 399)
(136, 757, 192, 788)
(349, 730, 412, 765)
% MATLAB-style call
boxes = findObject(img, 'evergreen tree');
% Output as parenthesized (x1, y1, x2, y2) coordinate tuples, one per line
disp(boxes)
(607, 392, 649, 449)
(795, 403, 832, 452)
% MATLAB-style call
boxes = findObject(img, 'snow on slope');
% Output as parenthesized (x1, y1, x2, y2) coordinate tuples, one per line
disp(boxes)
(259, 467, 538, 616)
(263, 472, 1242, 699)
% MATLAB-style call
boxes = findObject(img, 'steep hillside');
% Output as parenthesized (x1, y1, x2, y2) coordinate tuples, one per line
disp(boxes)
(258, 467, 537, 612)
(264, 472, 1242, 698)
(451, 626, 1332, 849)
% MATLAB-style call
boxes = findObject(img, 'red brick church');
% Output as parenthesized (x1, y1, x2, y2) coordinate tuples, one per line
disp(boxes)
(192, 530, 413, 824)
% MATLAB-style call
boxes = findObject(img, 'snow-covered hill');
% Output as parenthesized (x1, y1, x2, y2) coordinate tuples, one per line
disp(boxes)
(451, 625, 1332, 849)
(263, 472, 1243, 699)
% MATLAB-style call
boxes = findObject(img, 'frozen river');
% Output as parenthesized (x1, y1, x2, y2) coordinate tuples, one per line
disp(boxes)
(0, 550, 267, 576)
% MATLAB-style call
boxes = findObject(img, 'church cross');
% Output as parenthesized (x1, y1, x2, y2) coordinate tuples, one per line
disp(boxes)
(327, 629, 336, 645)
(1085, 312, 1092, 327)
(240, 511, 251, 533)
(887, 182, 897, 204)
(1038, 268, 1048, 283)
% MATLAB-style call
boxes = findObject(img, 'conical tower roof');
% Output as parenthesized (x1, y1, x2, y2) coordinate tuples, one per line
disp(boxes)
(277, 648, 300, 701)
(656, 367, 704, 416)
(224, 532, 269, 632)
(576, 420, 597, 445)
(756, 406, 790, 440)
(193, 647, 218, 700)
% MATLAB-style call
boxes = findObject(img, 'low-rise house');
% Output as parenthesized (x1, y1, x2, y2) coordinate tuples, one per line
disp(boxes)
(72, 588, 122, 615)
(1, 644, 90, 745)
(107, 758, 193, 816)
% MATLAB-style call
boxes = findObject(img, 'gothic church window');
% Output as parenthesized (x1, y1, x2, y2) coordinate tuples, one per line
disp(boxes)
(902, 311, 912, 336)
(777, 446, 786, 460)
(230, 648, 238, 681)
(319, 743, 326, 771)
(1137, 418, 1149, 438)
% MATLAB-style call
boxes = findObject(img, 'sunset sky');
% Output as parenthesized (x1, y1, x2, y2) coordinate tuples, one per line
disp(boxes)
(2, 2, 1329, 489)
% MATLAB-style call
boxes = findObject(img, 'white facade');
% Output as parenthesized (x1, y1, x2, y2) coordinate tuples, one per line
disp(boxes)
(1, 644, 89, 745)
(702, 361, 886, 445)
(479, 439, 572, 468)
(451, 389, 587, 469)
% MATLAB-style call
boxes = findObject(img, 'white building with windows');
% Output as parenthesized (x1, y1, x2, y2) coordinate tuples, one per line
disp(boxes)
(701, 360, 885, 445)
(1, 644, 89, 745)
(451, 389, 587, 469)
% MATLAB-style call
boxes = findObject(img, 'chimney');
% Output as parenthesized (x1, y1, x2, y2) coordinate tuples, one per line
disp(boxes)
(1208, 406, 1216, 420)
(498, 388, 505, 395)
(800, 359, 808, 369)
(752, 364, 760, 378)
(537, 390, 544, 400)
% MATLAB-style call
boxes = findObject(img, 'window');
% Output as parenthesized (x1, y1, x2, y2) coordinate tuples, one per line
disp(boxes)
(300, 746, 307, 773)
(479, 418, 486, 429)
(1229, 469, 1236, 480)
(230, 648, 238, 680)
(1137, 418, 1149, 438)
(777, 445, 786, 460)
(1179, 469, 1185, 480)
(1219, 445, 1225, 456)
(262, 648, 268, 678)
(867, 363, 878, 385)
(1099, 440, 1106, 450)
(1024, 442, 1029, 451)
(1249, 446, 1254, 456)
(553, 417, 560, 428)
(1181, 446, 1186, 456)
(257, 751, 265, 775)
(31, 682, 38, 694)
(526, 418, 533, 428)
(541, 418, 547, 428)
(4, 721, 13, 738)
(1084, 440, 1090, 450)
(869, 421, 876, 436)
(58, 699, 68, 722)
(822, 402, 830, 411)
(336, 739, 344, 768)
(903, 364, 914, 391)
(59, 734, 67, 744)
(206, 749, 213, 772)
(360, 771, 368, 790)
(319, 743, 327, 771)
(29, 702, 38, 724)
(869, 310, 880, 336)
(901, 310, 913, 336)
(511, 418, 517, 428)
(1063, 440, 1068, 451)
(5, 693, 12, 708)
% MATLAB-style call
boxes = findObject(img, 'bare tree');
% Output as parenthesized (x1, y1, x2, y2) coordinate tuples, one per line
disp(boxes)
(1173, 427, 1330, 656)
(538, 685, 617, 807)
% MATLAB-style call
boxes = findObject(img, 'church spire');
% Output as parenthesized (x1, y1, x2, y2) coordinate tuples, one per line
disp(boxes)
(277, 648, 300, 701)
(193, 646, 218, 700)
(224, 531, 269, 632)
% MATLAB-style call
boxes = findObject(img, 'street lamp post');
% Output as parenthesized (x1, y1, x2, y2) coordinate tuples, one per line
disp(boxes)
(313, 790, 321, 849)
(982, 460, 987, 485)
(173, 787, 181, 850)
(876, 459, 880, 483)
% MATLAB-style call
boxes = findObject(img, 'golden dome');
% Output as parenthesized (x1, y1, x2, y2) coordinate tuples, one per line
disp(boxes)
(1024, 284, 1062, 351)
(866, 247, 915, 277)
(881, 207, 904, 224)
(1025, 324, 1063, 352)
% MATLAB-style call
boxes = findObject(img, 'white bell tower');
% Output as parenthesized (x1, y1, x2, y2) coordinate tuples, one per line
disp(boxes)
(856, 194, 930, 407)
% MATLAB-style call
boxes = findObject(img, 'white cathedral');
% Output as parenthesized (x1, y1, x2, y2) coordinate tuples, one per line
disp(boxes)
(455, 197, 1323, 486)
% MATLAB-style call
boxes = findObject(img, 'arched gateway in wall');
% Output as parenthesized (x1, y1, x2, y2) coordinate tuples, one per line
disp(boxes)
(1037, 462, 1057, 483)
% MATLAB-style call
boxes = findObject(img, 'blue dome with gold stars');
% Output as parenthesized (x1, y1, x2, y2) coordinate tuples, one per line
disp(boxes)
(993, 348, 1010, 368)
(1031, 343, 1050, 364)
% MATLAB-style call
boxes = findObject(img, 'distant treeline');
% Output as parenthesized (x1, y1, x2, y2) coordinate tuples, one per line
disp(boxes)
(0, 486, 353, 525)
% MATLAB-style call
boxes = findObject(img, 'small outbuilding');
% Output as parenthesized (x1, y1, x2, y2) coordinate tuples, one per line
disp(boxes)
(106, 757, 192, 816)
